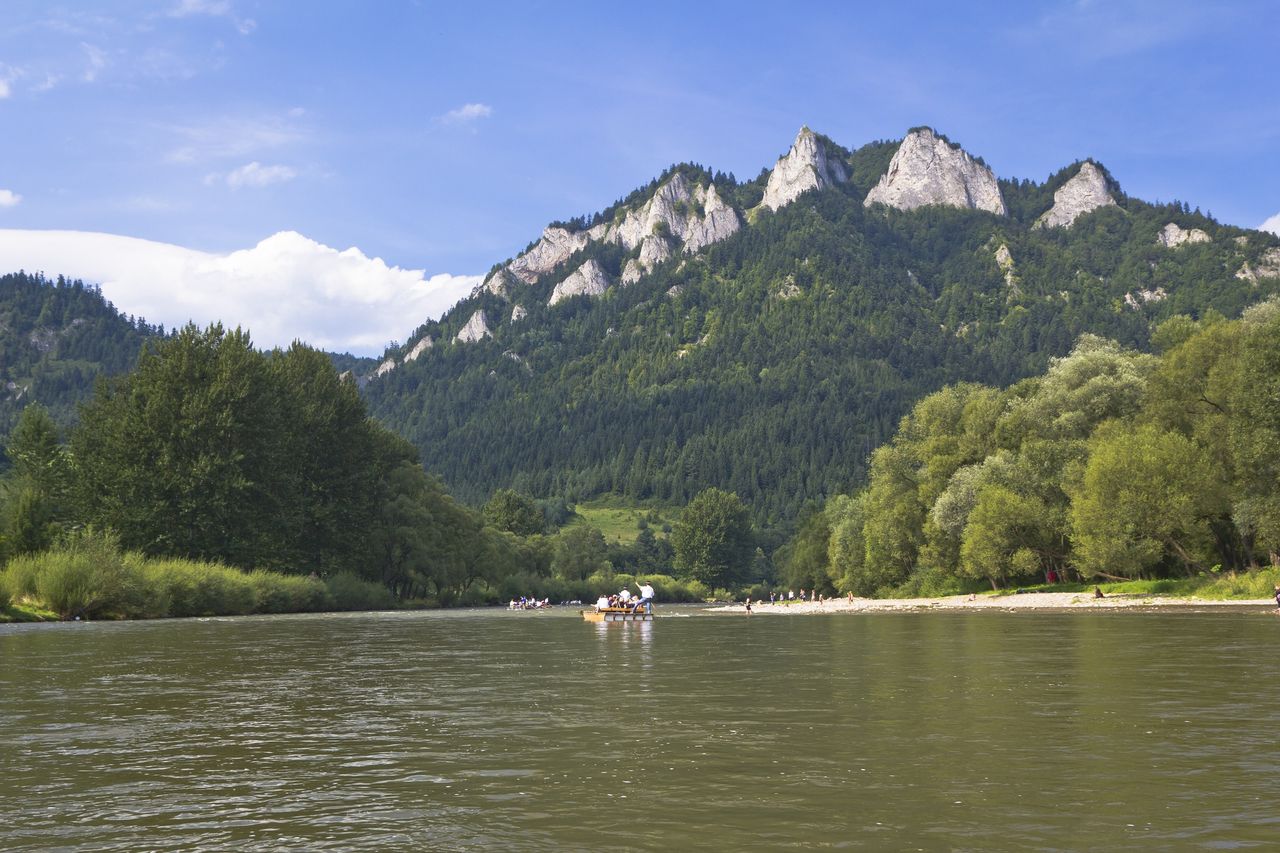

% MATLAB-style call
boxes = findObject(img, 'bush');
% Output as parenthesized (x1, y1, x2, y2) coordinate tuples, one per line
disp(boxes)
(248, 571, 331, 613)
(325, 572, 396, 611)
(32, 529, 141, 619)
(0, 571, 11, 610)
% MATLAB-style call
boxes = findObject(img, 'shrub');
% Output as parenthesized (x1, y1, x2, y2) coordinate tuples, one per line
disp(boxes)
(33, 530, 140, 619)
(249, 571, 331, 613)
(325, 573, 395, 611)
(0, 571, 11, 610)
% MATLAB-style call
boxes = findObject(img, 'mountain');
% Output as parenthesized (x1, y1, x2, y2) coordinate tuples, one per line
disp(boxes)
(362, 126, 1280, 523)
(0, 272, 158, 444)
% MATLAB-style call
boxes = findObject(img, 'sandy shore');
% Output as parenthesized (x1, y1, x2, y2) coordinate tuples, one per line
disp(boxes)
(710, 592, 1275, 614)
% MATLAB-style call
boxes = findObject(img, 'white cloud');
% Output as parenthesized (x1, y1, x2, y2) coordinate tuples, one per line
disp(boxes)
(1261, 213, 1280, 237)
(166, 115, 302, 164)
(0, 79, 9, 99)
(218, 161, 297, 189)
(0, 190, 21, 208)
(0, 229, 480, 355)
(80, 42, 107, 82)
(441, 102, 493, 124)
(168, 0, 254, 34)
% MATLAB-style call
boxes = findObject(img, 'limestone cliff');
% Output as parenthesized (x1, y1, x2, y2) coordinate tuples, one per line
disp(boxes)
(549, 259, 612, 306)
(1157, 222, 1211, 248)
(508, 226, 597, 284)
(475, 267, 516, 300)
(1034, 162, 1116, 229)
(455, 309, 492, 343)
(864, 128, 1006, 215)
(510, 305, 527, 323)
(373, 357, 397, 378)
(684, 184, 740, 252)
(760, 127, 848, 211)
(404, 335, 433, 362)
(1237, 247, 1280, 283)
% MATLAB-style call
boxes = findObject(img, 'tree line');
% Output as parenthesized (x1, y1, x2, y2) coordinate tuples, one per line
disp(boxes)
(776, 303, 1280, 595)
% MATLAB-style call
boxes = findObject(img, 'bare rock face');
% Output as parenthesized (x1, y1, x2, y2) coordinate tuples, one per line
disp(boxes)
(1034, 162, 1116, 229)
(510, 305, 527, 323)
(548, 259, 612, 306)
(864, 128, 1006, 216)
(1237, 247, 1280, 283)
(373, 357, 397, 378)
(404, 335, 433, 362)
(620, 259, 644, 285)
(509, 227, 594, 284)
(994, 243, 1020, 294)
(684, 184, 740, 252)
(760, 127, 848, 211)
(455, 309, 492, 343)
(612, 173, 699, 250)
(1157, 222, 1211, 248)
(475, 267, 517, 300)
(1124, 287, 1167, 309)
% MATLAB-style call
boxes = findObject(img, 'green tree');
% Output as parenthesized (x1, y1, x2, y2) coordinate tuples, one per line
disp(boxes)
(3, 403, 72, 555)
(671, 488, 753, 588)
(552, 525, 609, 581)
(1070, 422, 1225, 577)
(483, 488, 545, 536)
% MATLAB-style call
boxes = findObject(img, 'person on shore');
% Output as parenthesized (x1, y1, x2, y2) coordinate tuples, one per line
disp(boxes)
(632, 581, 655, 613)
(1094, 586, 1105, 599)
(788, 589, 795, 601)
(770, 591, 776, 605)
(1273, 585, 1280, 610)
(744, 596, 752, 615)
(799, 588, 806, 603)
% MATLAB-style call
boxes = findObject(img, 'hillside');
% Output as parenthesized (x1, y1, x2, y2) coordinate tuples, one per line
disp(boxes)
(364, 127, 1280, 523)
(0, 272, 158, 444)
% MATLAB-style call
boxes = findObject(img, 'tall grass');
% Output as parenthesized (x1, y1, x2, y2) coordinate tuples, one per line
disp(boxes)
(0, 530, 398, 619)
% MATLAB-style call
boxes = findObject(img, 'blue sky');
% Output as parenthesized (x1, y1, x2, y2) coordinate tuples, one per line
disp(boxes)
(0, 0, 1277, 353)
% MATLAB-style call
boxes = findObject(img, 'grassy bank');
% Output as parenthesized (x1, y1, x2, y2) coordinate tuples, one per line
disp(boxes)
(988, 568, 1280, 601)
(0, 531, 395, 621)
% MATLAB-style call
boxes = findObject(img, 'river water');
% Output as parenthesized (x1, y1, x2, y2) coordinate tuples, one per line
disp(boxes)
(2, 606, 1279, 850)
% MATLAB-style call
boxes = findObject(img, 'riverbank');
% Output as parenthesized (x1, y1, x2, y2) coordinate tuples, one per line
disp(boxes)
(712, 591, 1277, 614)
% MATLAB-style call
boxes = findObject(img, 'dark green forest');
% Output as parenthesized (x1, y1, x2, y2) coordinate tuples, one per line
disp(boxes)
(0, 272, 159, 442)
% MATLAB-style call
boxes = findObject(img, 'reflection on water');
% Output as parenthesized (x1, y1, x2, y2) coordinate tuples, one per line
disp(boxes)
(2, 607, 1279, 850)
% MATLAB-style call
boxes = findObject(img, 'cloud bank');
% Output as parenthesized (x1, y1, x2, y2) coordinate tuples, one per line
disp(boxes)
(0, 189, 20, 207)
(1261, 213, 1280, 237)
(0, 229, 479, 355)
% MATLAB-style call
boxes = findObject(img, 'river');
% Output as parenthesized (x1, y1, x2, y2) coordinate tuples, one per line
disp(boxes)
(2, 606, 1278, 850)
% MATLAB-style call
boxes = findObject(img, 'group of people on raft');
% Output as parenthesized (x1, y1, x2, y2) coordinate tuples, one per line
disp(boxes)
(594, 582, 656, 614)
(508, 596, 550, 610)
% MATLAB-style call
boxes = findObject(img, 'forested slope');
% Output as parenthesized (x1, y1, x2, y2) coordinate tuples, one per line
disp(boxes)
(364, 130, 1280, 523)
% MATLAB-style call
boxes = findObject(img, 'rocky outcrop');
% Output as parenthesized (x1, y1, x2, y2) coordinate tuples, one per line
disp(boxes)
(760, 127, 848, 211)
(373, 357, 397, 378)
(404, 335, 433, 362)
(1034, 162, 1116, 229)
(994, 243, 1020, 295)
(1237, 247, 1280, 283)
(455, 309, 491, 343)
(620, 259, 644, 285)
(1124, 287, 1167, 309)
(475, 267, 516, 300)
(684, 184, 740, 251)
(609, 174, 741, 253)
(864, 128, 1006, 216)
(508, 226, 595, 284)
(549, 259, 612, 306)
(1157, 222, 1211, 248)
(510, 305, 527, 323)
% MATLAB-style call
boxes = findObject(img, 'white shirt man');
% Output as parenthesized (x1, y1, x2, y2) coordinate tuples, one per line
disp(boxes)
(619, 588, 632, 603)
(633, 582, 655, 613)
(595, 595, 610, 612)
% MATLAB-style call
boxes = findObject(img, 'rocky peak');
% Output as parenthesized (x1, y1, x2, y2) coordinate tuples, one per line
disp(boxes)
(510, 305, 528, 323)
(864, 128, 1006, 216)
(549, 259, 612, 306)
(455, 309, 492, 343)
(508, 226, 595, 284)
(1157, 222, 1211, 248)
(1237, 247, 1280, 283)
(684, 184, 740, 252)
(1034, 162, 1116, 229)
(760, 127, 848, 211)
